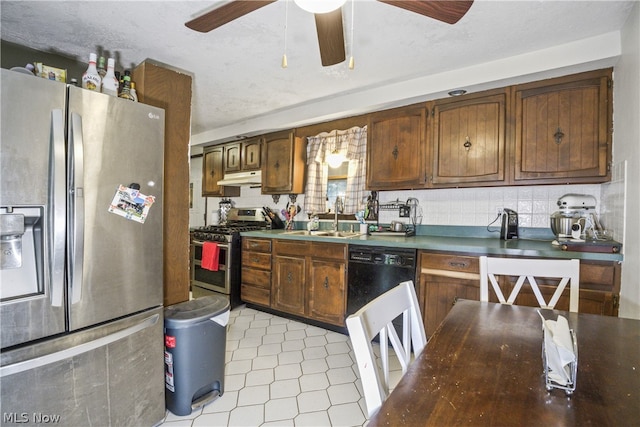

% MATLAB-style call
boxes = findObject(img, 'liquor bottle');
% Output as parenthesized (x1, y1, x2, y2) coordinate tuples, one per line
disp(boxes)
(118, 70, 135, 101)
(81, 53, 102, 92)
(101, 58, 119, 96)
(97, 56, 107, 79)
(130, 82, 138, 102)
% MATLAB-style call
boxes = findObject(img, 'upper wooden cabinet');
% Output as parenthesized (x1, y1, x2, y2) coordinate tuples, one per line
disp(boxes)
(430, 90, 507, 186)
(262, 130, 306, 194)
(514, 68, 612, 184)
(202, 145, 240, 197)
(367, 105, 427, 190)
(224, 138, 262, 173)
(224, 142, 241, 172)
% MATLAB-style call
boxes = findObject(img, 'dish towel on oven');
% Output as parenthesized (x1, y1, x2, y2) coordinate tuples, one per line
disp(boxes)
(201, 241, 220, 271)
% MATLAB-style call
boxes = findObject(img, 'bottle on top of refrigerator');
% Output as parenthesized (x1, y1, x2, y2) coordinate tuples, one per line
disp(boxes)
(97, 56, 107, 79)
(101, 58, 119, 96)
(130, 81, 138, 102)
(118, 70, 135, 101)
(81, 53, 102, 92)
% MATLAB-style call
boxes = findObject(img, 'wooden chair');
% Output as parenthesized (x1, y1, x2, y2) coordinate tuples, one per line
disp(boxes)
(479, 256, 580, 312)
(346, 280, 427, 417)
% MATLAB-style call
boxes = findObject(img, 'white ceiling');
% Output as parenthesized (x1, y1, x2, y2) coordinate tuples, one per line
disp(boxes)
(1, 1, 635, 146)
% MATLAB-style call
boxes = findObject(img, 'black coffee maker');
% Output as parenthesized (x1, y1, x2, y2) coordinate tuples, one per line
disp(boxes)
(500, 209, 519, 240)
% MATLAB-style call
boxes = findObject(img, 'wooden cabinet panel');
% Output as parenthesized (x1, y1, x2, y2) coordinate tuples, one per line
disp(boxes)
(431, 91, 506, 185)
(242, 139, 262, 170)
(514, 68, 612, 183)
(309, 242, 347, 260)
(419, 251, 620, 338)
(241, 238, 271, 307)
(419, 252, 481, 338)
(367, 105, 427, 190)
(256, 238, 347, 326)
(308, 259, 346, 326)
(262, 130, 306, 194)
(243, 238, 272, 253)
(202, 146, 240, 197)
(132, 60, 192, 306)
(241, 284, 270, 306)
(272, 254, 306, 316)
(224, 142, 241, 172)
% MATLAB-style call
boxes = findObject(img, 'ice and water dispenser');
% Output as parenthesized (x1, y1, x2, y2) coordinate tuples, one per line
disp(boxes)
(0, 207, 44, 300)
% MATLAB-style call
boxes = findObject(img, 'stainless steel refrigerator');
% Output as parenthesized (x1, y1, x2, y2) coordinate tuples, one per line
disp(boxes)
(0, 69, 165, 426)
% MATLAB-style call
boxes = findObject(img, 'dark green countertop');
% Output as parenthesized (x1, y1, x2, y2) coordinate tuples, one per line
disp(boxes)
(241, 228, 623, 262)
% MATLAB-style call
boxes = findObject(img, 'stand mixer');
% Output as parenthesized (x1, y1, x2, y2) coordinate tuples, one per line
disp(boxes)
(550, 194, 603, 240)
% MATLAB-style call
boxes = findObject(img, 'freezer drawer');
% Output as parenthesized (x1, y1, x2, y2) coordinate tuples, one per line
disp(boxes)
(0, 307, 165, 427)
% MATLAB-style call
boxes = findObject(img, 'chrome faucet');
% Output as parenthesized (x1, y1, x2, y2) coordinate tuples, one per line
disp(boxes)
(333, 196, 344, 232)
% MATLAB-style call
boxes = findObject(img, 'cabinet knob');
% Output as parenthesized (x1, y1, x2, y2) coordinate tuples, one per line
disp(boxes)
(392, 145, 399, 160)
(323, 277, 329, 289)
(554, 127, 565, 144)
(463, 136, 472, 151)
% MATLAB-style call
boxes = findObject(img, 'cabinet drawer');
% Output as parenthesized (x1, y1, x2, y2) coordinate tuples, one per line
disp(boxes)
(242, 267, 271, 288)
(421, 253, 480, 277)
(243, 251, 272, 270)
(243, 238, 272, 252)
(309, 242, 347, 260)
(241, 284, 270, 306)
(274, 240, 308, 255)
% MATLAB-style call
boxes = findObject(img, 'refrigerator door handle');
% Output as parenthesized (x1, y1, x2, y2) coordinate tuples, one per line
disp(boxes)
(50, 110, 66, 307)
(69, 112, 84, 305)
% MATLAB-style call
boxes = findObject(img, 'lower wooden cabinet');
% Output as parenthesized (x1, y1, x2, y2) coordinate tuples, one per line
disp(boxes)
(272, 240, 347, 326)
(241, 238, 272, 307)
(418, 251, 621, 339)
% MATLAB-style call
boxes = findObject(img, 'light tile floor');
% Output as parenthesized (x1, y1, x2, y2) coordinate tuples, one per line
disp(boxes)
(158, 306, 402, 427)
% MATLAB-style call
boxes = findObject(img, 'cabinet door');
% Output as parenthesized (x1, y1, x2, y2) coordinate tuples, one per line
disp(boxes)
(242, 138, 262, 170)
(307, 259, 346, 326)
(367, 105, 426, 190)
(514, 68, 612, 183)
(262, 131, 306, 194)
(272, 254, 306, 316)
(202, 146, 239, 197)
(419, 252, 481, 338)
(224, 142, 241, 172)
(431, 91, 506, 185)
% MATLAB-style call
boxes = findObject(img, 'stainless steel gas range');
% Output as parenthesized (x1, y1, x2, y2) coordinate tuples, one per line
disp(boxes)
(191, 208, 268, 307)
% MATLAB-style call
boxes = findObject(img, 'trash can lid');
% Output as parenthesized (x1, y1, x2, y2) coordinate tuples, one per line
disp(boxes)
(164, 295, 230, 326)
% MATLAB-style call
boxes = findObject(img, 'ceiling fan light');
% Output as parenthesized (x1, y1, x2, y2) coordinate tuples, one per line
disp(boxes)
(294, 0, 347, 14)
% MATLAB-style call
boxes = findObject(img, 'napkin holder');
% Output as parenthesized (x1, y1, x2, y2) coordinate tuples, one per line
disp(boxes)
(540, 313, 578, 395)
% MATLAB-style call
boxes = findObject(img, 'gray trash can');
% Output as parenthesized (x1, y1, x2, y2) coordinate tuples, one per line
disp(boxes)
(164, 295, 230, 416)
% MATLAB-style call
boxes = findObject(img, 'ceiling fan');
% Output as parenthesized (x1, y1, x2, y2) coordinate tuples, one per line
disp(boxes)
(185, 0, 474, 67)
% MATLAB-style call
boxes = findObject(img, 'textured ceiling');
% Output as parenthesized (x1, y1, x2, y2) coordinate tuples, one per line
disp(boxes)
(0, 1, 635, 145)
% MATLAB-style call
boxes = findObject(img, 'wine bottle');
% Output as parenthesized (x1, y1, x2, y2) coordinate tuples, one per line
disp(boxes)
(81, 53, 102, 92)
(118, 70, 135, 101)
(97, 56, 107, 79)
(101, 58, 119, 96)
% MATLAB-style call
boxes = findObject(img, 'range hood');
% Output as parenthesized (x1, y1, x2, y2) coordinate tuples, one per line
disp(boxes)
(217, 170, 262, 186)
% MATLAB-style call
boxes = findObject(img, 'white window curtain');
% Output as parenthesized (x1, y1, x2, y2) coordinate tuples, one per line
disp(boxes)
(304, 126, 367, 214)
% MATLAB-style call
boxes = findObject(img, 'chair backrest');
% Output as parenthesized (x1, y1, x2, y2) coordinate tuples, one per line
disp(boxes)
(479, 256, 580, 312)
(346, 280, 427, 417)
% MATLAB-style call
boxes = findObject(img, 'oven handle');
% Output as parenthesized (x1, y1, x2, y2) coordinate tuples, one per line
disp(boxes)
(192, 240, 230, 250)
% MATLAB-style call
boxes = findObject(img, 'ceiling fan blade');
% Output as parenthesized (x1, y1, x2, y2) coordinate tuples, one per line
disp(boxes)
(378, 0, 474, 24)
(314, 8, 346, 67)
(185, 0, 276, 32)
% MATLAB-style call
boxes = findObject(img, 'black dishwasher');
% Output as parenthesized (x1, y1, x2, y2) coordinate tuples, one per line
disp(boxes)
(347, 245, 417, 318)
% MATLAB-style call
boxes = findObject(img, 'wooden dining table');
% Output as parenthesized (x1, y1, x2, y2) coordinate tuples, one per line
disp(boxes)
(368, 300, 640, 426)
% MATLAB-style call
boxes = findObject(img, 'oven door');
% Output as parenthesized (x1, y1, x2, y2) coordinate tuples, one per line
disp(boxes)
(191, 240, 231, 295)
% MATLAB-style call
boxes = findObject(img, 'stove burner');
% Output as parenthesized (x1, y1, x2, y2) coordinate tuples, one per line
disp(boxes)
(193, 221, 268, 242)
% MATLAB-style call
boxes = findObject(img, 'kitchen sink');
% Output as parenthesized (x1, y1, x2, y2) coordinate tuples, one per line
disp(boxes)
(282, 230, 364, 238)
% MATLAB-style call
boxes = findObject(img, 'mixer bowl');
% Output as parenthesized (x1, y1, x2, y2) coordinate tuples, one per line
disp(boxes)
(550, 211, 585, 237)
